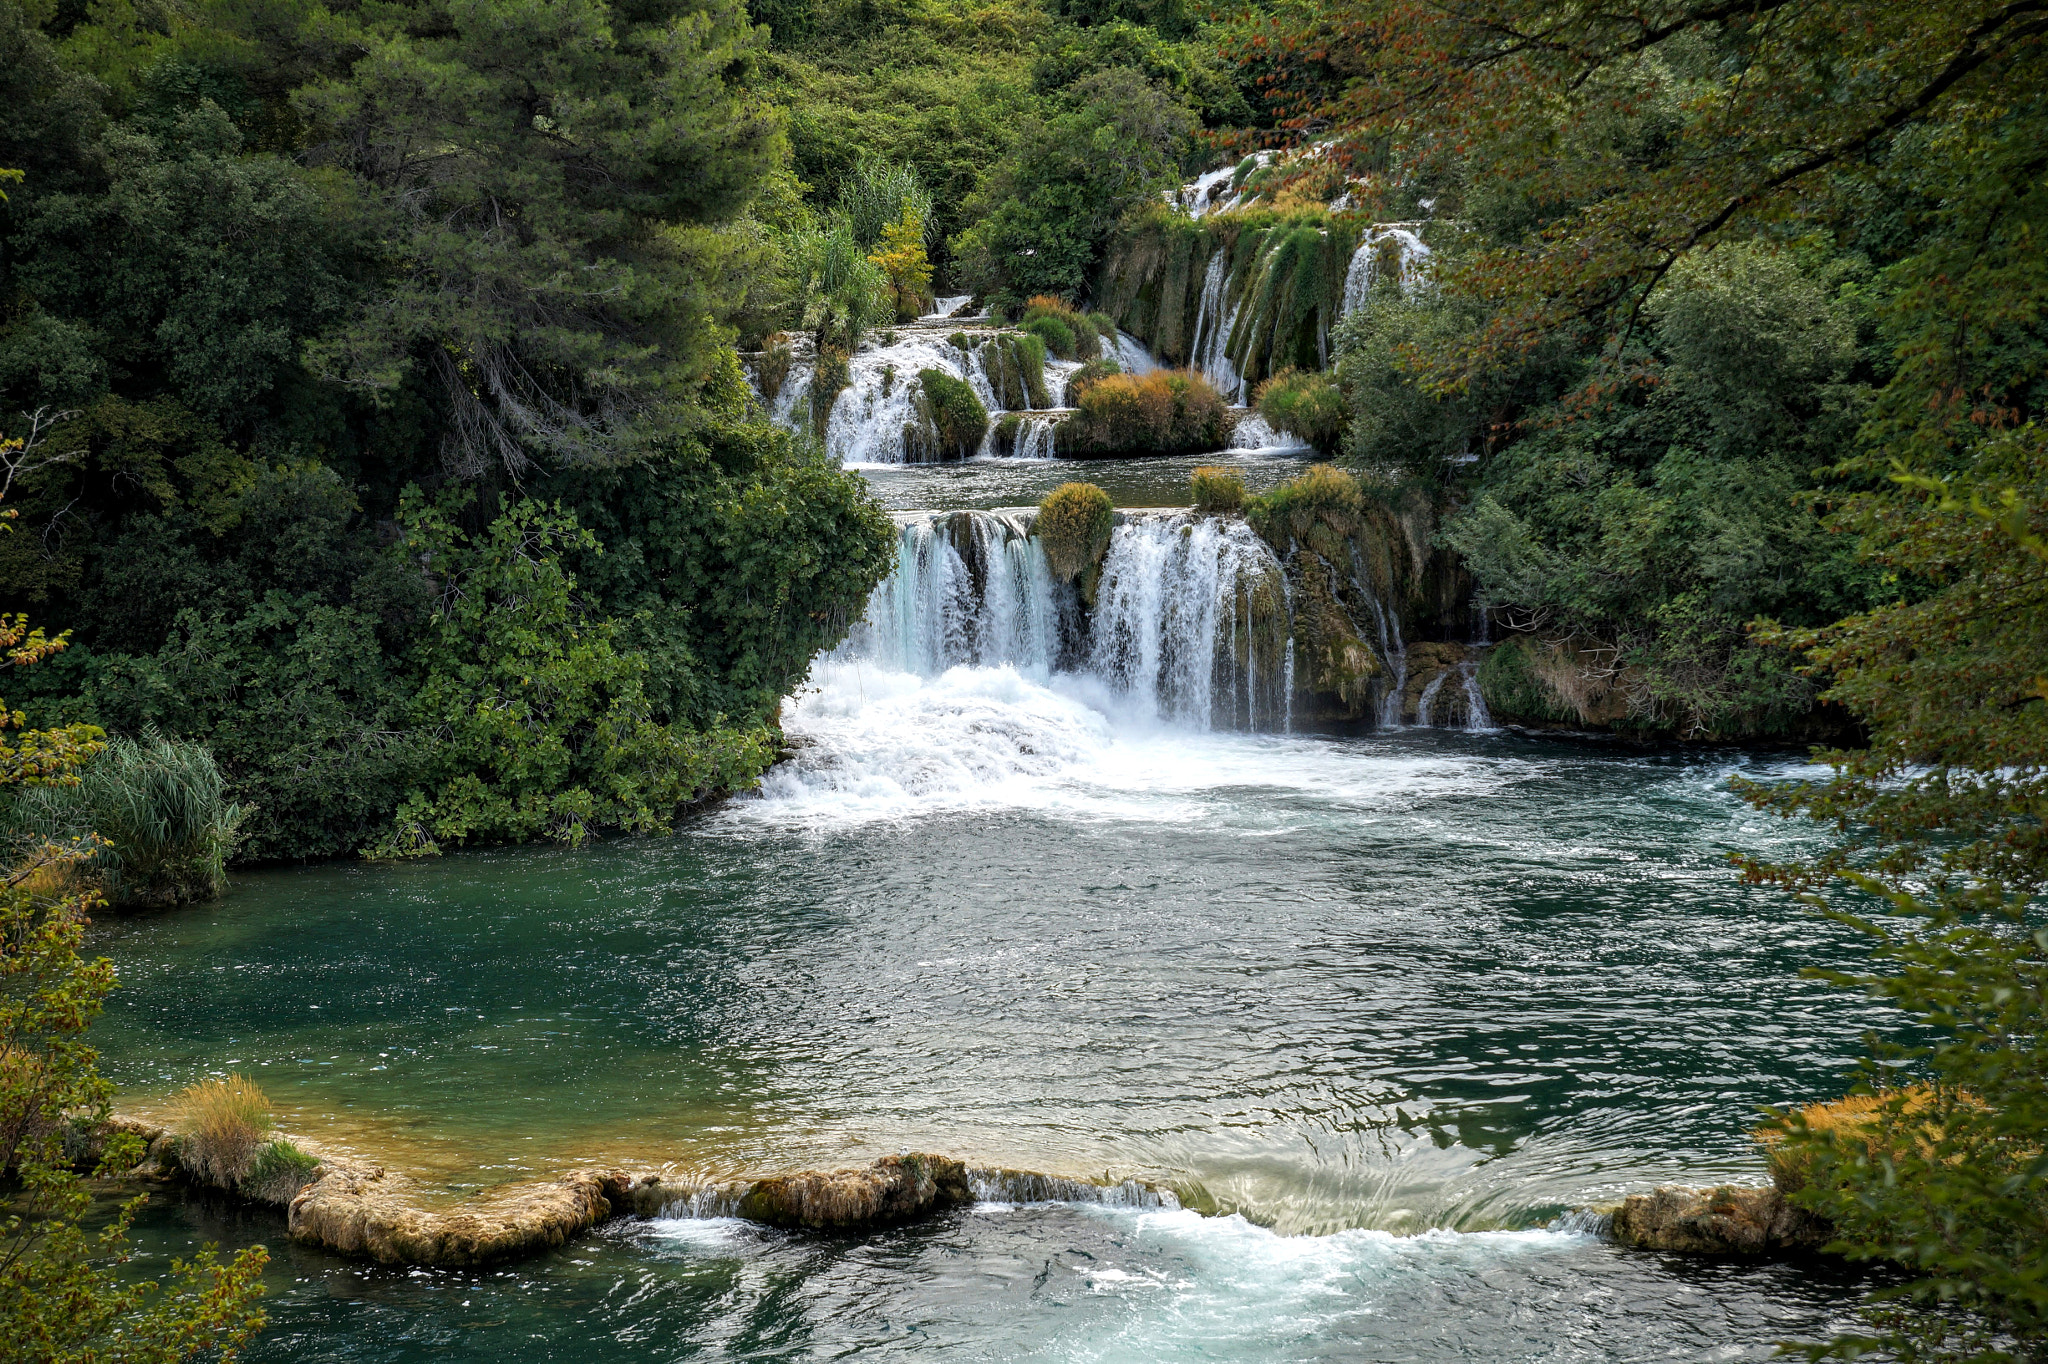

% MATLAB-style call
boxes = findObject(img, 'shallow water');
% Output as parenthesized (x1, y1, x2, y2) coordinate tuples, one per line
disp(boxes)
(856, 448, 1311, 510)
(96, 463, 1882, 1359)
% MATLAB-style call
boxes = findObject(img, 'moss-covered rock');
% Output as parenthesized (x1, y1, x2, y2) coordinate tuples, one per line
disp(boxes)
(1035, 482, 1115, 602)
(917, 368, 989, 458)
(736, 1154, 974, 1231)
(810, 344, 851, 437)
(1290, 553, 1382, 720)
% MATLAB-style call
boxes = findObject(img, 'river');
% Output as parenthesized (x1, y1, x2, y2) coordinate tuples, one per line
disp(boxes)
(97, 453, 1879, 1360)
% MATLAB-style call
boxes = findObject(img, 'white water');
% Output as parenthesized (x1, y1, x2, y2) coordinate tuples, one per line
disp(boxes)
(1188, 253, 1246, 401)
(1341, 224, 1434, 313)
(1227, 412, 1310, 452)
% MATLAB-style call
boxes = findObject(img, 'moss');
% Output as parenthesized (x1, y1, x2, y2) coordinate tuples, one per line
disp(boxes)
(1022, 313, 1077, 359)
(1191, 465, 1246, 513)
(1060, 370, 1227, 456)
(948, 331, 979, 350)
(1254, 368, 1349, 452)
(916, 368, 989, 458)
(810, 344, 851, 436)
(243, 1138, 321, 1205)
(1087, 311, 1117, 342)
(1291, 554, 1381, 719)
(990, 411, 1024, 455)
(1035, 482, 1114, 586)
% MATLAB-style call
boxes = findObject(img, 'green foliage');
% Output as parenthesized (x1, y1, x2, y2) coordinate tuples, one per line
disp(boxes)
(242, 1138, 320, 1206)
(7, 730, 243, 906)
(1022, 312, 1078, 359)
(1059, 368, 1224, 455)
(374, 494, 778, 857)
(1034, 481, 1114, 583)
(0, 616, 267, 1360)
(1428, 244, 1885, 738)
(1190, 465, 1244, 513)
(1254, 367, 1346, 452)
(1061, 356, 1121, 406)
(952, 68, 1196, 304)
(1245, 462, 1363, 550)
(916, 368, 989, 459)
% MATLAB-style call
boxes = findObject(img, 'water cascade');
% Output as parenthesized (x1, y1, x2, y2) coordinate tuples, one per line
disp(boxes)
(1340, 224, 1434, 314)
(834, 509, 1493, 734)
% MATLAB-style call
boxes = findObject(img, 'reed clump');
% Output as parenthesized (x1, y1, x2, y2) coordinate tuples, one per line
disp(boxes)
(7, 731, 243, 907)
(1034, 482, 1114, 584)
(1191, 466, 1246, 513)
(175, 1074, 275, 1187)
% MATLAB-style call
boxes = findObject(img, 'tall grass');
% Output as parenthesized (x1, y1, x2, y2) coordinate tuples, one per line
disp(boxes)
(175, 1074, 273, 1187)
(8, 731, 243, 906)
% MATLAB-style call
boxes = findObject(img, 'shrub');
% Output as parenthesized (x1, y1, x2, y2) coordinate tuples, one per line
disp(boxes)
(1255, 368, 1350, 452)
(1246, 462, 1365, 544)
(1191, 466, 1246, 513)
(175, 1074, 273, 1188)
(1061, 370, 1227, 455)
(916, 368, 989, 458)
(8, 731, 244, 907)
(752, 336, 794, 402)
(1087, 312, 1118, 345)
(1035, 482, 1114, 583)
(1062, 357, 1122, 407)
(810, 344, 851, 436)
(1022, 312, 1078, 360)
(242, 1138, 321, 1205)
(1021, 295, 1102, 360)
(947, 331, 978, 351)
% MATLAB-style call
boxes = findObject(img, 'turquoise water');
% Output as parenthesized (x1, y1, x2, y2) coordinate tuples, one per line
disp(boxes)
(100, 724, 1879, 1359)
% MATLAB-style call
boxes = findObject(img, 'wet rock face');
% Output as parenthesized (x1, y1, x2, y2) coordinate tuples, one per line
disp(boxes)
(736, 1154, 976, 1231)
(1609, 1184, 1830, 1256)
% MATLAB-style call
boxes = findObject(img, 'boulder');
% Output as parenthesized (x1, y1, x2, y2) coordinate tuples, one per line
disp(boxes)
(736, 1153, 974, 1231)
(1609, 1184, 1830, 1255)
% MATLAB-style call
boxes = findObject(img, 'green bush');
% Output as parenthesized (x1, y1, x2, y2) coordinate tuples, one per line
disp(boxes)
(1034, 482, 1115, 583)
(8, 731, 243, 906)
(1022, 312, 1078, 360)
(1191, 466, 1246, 513)
(242, 1139, 321, 1205)
(1255, 368, 1349, 452)
(1060, 369, 1227, 455)
(1246, 463, 1366, 549)
(917, 368, 989, 458)
(810, 345, 852, 435)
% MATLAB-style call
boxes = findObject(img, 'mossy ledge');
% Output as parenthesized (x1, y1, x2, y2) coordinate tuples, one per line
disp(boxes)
(85, 1114, 1167, 1267)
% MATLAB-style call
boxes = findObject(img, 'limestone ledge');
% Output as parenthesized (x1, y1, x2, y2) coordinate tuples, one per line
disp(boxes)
(1606, 1183, 1831, 1256)
(99, 1114, 979, 1268)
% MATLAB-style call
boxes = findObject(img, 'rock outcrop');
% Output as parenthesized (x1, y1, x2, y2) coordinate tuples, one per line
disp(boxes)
(736, 1153, 975, 1230)
(289, 1167, 615, 1267)
(1609, 1184, 1831, 1255)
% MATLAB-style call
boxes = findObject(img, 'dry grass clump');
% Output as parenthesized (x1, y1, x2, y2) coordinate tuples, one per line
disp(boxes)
(1062, 370, 1227, 456)
(176, 1074, 275, 1187)
(1191, 466, 1246, 513)
(1035, 482, 1115, 583)
(1757, 1089, 1957, 1194)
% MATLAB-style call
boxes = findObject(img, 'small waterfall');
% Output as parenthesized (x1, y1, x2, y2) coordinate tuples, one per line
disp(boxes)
(1415, 672, 1447, 727)
(1112, 330, 1163, 376)
(1086, 516, 1288, 728)
(842, 513, 1059, 678)
(1010, 414, 1060, 460)
(1188, 253, 1245, 402)
(1340, 224, 1433, 315)
(1460, 660, 1494, 731)
(967, 1168, 1181, 1209)
(1227, 412, 1310, 452)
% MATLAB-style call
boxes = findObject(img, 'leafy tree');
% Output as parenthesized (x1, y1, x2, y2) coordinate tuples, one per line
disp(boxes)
(374, 494, 775, 857)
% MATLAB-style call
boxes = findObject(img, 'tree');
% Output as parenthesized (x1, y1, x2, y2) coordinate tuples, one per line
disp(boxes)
(867, 205, 933, 320)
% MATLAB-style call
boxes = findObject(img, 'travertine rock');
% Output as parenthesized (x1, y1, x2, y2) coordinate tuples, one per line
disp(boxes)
(1609, 1184, 1830, 1255)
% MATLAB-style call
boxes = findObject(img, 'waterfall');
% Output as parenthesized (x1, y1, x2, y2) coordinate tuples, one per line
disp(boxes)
(1228, 412, 1310, 452)
(841, 513, 1059, 678)
(1085, 516, 1287, 729)
(1340, 225, 1433, 315)
(1415, 673, 1446, 727)
(1460, 660, 1494, 731)
(1188, 253, 1246, 402)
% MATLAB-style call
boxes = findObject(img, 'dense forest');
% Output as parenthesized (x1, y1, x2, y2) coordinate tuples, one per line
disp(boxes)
(0, 0, 2044, 1358)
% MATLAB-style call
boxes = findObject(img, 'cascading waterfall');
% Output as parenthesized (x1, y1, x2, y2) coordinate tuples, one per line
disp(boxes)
(1341, 225, 1433, 314)
(1086, 516, 1289, 729)
(831, 509, 1493, 735)
(1188, 253, 1246, 402)
(841, 512, 1059, 678)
